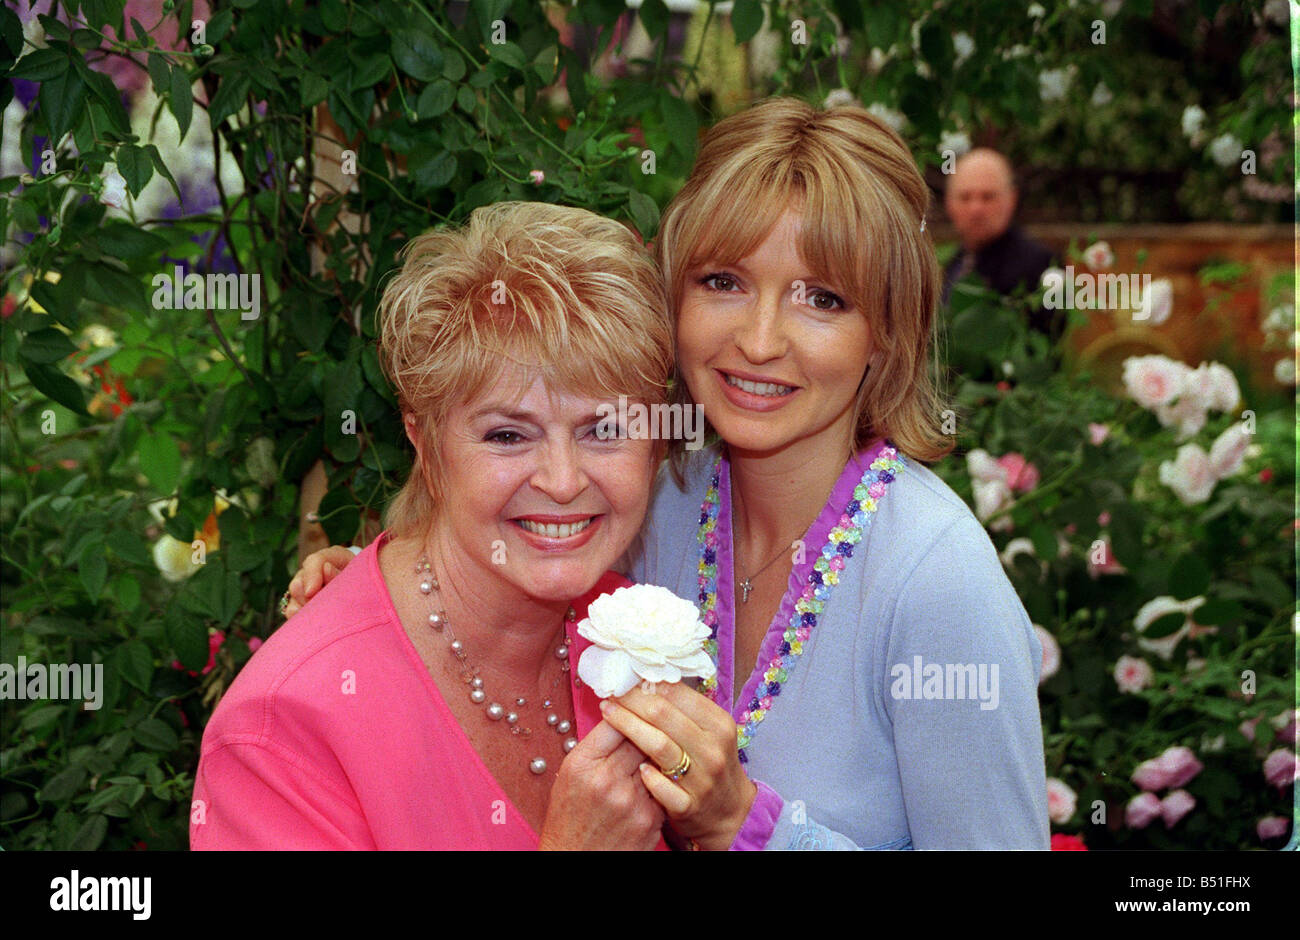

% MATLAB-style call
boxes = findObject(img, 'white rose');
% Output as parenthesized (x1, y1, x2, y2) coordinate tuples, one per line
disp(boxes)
(1205, 362, 1241, 412)
(1136, 277, 1173, 324)
(939, 130, 971, 158)
(1038, 67, 1073, 102)
(1114, 654, 1154, 693)
(953, 32, 975, 66)
(1045, 777, 1076, 824)
(999, 537, 1044, 574)
(1028, 3, 1047, 18)
(1083, 240, 1115, 270)
(1181, 105, 1206, 139)
(823, 88, 856, 109)
(865, 102, 907, 134)
(99, 166, 128, 209)
(1153, 395, 1208, 441)
(1090, 82, 1114, 107)
(1134, 595, 1203, 660)
(1035, 625, 1061, 684)
(1208, 133, 1243, 168)
(1122, 354, 1189, 409)
(1274, 357, 1296, 386)
(1208, 423, 1251, 479)
(1262, 303, 1294, 333)
(153, 534, 201, 582)
(1158, 443, 1216, 505)
(576, 585, 716, 698)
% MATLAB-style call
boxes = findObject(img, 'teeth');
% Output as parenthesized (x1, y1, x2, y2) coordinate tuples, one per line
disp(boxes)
(725, 374, 794, 397)
(518, 518, 594, 538)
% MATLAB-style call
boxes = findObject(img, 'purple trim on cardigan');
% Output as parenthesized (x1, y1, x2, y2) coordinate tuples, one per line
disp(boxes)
(729, 779, 784, 851)
(716, 456, 736, 708)
(729, 438, 888, 721)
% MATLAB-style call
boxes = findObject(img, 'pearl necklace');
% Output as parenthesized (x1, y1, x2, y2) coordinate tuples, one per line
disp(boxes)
(416, 554, 578, 775)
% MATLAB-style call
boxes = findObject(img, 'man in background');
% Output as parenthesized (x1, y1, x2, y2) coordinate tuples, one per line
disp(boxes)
(942, 148, 1063, 345)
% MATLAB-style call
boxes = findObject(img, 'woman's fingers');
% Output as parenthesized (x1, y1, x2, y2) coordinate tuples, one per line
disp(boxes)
(639, 763, 692, 815)
(599, 697, 696, 774)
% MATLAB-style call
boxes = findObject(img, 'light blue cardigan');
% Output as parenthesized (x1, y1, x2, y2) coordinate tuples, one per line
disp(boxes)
(622, 442, 1050, 850)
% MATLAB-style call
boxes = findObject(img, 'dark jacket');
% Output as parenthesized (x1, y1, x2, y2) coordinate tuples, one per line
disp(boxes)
(942, 225, 1063, 345)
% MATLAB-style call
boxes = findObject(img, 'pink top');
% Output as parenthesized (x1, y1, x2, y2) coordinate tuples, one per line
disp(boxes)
(191, 531, 624, 850)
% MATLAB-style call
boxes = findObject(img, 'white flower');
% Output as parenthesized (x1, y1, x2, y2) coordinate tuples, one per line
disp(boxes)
(866, 47, 890, 74)
(1134, 595, 1204, 660)
(1208, 133, 1244, 168)
(99, 166, 128, 209)
(576, 585, 716, 698)
(1136, 277, 1173, 324)
(1028, 3, 1047, 18)
(81, 324, 118, 348)
(1045, 777, 1076, 824)
(953, 32, 975, 66)
(1262, 303, 1294, 333)
(999, 537, 1042, 571)
(865, 102, 908, 134)
(1083, 240, 1115, 270)
(1035, 625, 1061, 683)
(1154, 395, 1207, 441)
(1181, 105, 1206, 139)
(1122, 355, 1190, 409)
(939, 130, 971, 158)
(153, 534, 202, 582)
(824, 88, 856, 109)
(1003, 43, 1031, 60)
(1090, 83, 1114, 107)
(1274, 357, 1296, 385)
(1208, 423, 1251, 479)
(1114, 654, 1154, 693)
(1158, 443, 1216, 505)
(1205, 362, 1241, 412)
(1038, 67, 1073, 102)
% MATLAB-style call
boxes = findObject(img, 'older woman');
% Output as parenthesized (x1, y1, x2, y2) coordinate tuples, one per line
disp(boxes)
(290, 98, 1050, 850)
(191, 202, 675, 849)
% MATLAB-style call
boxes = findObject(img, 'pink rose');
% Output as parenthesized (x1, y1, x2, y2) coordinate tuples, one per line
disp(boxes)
(1131, 757, 1171, 792)
(529, 170, 545, 185)
(1046, 777, 1077, 824)
(1096, 511, 1111, 526)
(1088, 422, 1110, 446)
(1156, 746, 1204, 789)
(1239, 716, 1262, 743)
(1125, 792, 1163, 829)
(1271, 708, 1297, 746)
(1158, 444, 1216, 505)
(1256, 815, 1290, 842)
(1083, 240, 1114, 270)
(996, 452, 1040, 492)
(1208, 424, 1251, 480)
(1114, 655, 1154, 694)
(1035, 625, 1060, 684)
(1262, 748, 1296, 791)
(1160, 789, 1196, 828)
(1123, 355, 1190, 409)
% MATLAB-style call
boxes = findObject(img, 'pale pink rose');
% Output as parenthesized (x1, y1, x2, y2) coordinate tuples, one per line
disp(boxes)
(1157, 746, 1205, 789)
(1134, 595, 1202, 659)
(996, 452, 1040, 492)
(1045, 777, 1077, 824)
(1154, 395, 1208, 440)
(99, 167, 128, 209)
(1137, 278, 1174, 324)
(1035, 625, 1060, 684)
(1083, 240, 1115, 270)
(1088, 422, 1110, 445)
(1123, 355, 1190, 409)
(1239, 715, 1262, 743)
(1160, 789, 1196, 828)
(1131, 757, 1172, 792)
(966, 448, 1005, 483)
(1208, 423, 1251, 480)
(1158, 444, 1216, 505)
(1271, 708, 1298, 746)
(1262, 748, 1297, 791)
(1256, 815, 1290, 841)
(1206, 362, 1241, 412)
(1114, 655, 1154, 693)
(1125, 792, 1163, 828)
(529, 170, 545, 185)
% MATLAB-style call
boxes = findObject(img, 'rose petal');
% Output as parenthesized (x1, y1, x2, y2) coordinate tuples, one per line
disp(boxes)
(577, 647, 641, 699)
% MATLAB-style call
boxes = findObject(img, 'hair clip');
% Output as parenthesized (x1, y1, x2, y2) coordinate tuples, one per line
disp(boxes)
(920, 217, 927, 233)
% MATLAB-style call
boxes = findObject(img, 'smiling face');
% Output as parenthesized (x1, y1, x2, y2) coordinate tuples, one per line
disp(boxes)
(675, 208, 874, 460)
(411, 363, 655, 604)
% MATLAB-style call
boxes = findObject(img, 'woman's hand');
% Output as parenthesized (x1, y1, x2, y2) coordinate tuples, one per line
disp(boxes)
(538, 720, 665, 851)
(281, 545, 357, 618)
(599, 682, 757, 850)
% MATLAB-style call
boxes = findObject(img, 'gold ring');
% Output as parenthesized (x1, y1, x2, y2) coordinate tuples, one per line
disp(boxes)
(660, 748, 691, 781)
(278, 592, 290, 613)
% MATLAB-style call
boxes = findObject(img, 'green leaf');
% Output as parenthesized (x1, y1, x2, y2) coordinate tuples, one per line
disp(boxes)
(206, 8, 234, 43)
(37, 67, 86, 143)
(21, 704, 65, 731)
(79, 550, 108, 600)
(208, 71, 251, 126)
(94, 222, 169, 262)
(169, 64, 193, 139)
(638, 0, 671, 38)
(416, 80, 456, 119)
(138, 431, 183, 494)
(107, 529, 155, 566)
(1191, 598, 1243, 626)
(144, 144, 182, 204)
(730, 0, 764, 44)
(1168, 553, 1211, 600)
(409, 149, 457, 192)
(37, 765, 87, 803)
(116, 144, 154, 197)
(626, 188, 660, 240)
(165, 603, 209, 672)
(21, 361, 88, 414)
(661, 93, 697, 160)
(83, 261, 148, 312)
(489, 41, 527, 71)
(147, 51, 170, 94)
(391, 29, 444, 81)
(351, 53, 391, 90)
(300, 71, 329, 109)
(113, 573, 141, 611)
(114, 639, 154, 692)
(133, 718, 179, 752)
(18, 327, 77, 364)
(1143, 610, 1187, 639)
(11, 47, 70, 81)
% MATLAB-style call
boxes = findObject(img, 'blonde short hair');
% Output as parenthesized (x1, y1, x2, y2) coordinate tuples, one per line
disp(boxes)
(377, 202, 673, 541)
(655, 96, 953, 477)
